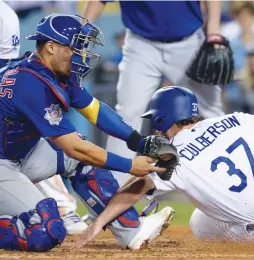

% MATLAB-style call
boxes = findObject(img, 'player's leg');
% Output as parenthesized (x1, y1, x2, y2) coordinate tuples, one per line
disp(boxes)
(0, 160, 66, 251)
(70, 165, 174, 250)
(190, 208, 254, 242)
(36, 176, 77, 215)
(20, 138, 79, 183)
(106, 29, 162, 186)
(21, 138, 87, 235)
(162, 28, 224, 118)
(36, 176, 88, 235)
(190, 208, 228, 240)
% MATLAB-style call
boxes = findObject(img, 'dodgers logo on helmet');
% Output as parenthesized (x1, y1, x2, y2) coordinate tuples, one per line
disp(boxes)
(141, 86, 199, 132)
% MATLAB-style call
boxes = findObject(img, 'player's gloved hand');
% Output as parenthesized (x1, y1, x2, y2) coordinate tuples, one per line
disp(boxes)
(186, 33, 234, 85)
(129, 156, 166, 177)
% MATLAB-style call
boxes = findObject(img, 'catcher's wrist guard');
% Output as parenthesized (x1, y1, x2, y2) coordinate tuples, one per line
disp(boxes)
(126, 130, 144, 152)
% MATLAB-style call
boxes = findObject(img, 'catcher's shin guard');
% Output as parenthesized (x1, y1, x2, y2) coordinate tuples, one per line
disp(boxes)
(70, 165, 140, 228)
(0, 198, 66, 251)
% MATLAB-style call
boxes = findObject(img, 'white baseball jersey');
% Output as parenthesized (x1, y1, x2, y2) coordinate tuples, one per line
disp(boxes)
(150, 112, 254, 225)
(0, 0, 20, 59)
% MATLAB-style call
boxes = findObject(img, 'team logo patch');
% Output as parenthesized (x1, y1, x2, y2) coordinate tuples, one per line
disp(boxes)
(44, 104, 63, 125)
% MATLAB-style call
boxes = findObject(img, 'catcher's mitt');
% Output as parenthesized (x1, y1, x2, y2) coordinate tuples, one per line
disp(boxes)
(155, 157, 179, 181)
(142, 135, 180, 181)
(186, 34, 234, 85)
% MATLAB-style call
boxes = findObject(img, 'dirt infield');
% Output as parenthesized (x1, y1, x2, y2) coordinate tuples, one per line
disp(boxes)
(1, 226, 254, 260)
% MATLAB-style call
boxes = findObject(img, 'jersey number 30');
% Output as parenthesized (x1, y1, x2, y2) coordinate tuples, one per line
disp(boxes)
(211, 137, 254, 193)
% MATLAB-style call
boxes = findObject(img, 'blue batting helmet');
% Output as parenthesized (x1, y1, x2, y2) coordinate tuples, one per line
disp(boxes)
(141, 86, 199, 132)
(26, 13, 104, 78)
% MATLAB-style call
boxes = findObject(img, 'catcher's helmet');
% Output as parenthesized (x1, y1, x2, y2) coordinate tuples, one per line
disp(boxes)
(141, 86, 199, 132)
(26, 13, 104, 78)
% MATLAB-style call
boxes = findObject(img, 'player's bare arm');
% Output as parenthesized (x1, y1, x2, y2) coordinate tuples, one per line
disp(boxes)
(203, 0, 221, 35)
(50, 132, 165, 176)
(82, 0, 105, 22)
(75, 175, 155, 248)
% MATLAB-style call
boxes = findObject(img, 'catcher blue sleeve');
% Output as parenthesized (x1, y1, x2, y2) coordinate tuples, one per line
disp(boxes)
(14, 72, 76, 137)
(69, 81, 135, 142)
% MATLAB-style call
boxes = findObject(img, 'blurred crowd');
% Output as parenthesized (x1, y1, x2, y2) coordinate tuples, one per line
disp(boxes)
(221, 1, 254, 114)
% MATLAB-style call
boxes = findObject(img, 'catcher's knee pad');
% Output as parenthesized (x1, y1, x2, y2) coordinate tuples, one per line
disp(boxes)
(71, 165, 140, 228)
(0, 198, 66, 252)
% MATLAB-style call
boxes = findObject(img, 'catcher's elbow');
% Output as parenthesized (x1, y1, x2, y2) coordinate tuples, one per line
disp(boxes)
(63, 147, 76, 158)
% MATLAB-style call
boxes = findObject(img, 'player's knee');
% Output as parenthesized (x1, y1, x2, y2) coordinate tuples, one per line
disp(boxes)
(0, 198, 66, 252)
(190, 208, 202, 238)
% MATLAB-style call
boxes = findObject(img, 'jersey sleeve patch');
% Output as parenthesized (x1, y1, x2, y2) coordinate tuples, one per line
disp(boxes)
(44, 104, 63, 126)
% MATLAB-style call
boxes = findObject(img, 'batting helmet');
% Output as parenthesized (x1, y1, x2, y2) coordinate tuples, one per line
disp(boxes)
(141, 86, 199, 132)
(26, 13, 104, 78)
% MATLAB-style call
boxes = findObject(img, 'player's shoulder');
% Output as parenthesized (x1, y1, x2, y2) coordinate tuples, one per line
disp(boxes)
(228, 111, 254, 125)
(13, 69, 53, 99)
(17, 69, 48, 87)
(199, 112, 252, 130)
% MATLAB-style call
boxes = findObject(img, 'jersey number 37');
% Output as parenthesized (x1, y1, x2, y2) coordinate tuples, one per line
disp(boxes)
(211, 137, 254, 193)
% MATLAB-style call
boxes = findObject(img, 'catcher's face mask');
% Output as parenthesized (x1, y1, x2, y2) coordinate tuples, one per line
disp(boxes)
(70, 20, 104, 79)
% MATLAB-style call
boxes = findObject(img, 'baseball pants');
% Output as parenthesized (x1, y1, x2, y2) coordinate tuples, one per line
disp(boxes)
(190, 208, 254, 242)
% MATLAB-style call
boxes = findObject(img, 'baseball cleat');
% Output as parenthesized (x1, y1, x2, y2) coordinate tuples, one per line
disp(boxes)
(127, 206, 174, 250)
(61, 211, 88, 235)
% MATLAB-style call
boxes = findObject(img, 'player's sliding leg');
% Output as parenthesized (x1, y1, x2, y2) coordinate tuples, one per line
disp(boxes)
(190, 208, 226, 240)
(0, 161, 66, 251)
(71, 165, 174, 250)
(190, 208, 254, 242)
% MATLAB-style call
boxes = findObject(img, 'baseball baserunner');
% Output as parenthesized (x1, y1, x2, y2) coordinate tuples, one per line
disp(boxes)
(75, 86, 254, 248)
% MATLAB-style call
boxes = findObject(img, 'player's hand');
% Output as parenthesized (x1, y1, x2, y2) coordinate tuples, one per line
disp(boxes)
(129, 156, 166, 177)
